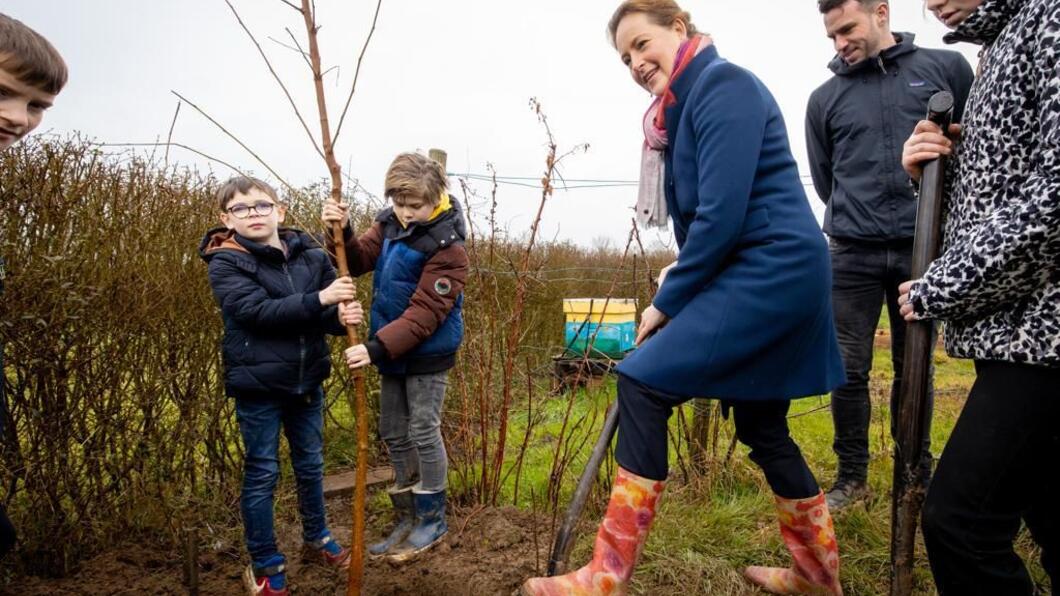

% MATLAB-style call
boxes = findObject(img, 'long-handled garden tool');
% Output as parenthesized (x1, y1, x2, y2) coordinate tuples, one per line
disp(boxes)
(890, 90, 954, 596)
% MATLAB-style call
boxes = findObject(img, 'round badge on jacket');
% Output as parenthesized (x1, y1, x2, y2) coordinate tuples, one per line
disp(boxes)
(434, 277, 452, 296)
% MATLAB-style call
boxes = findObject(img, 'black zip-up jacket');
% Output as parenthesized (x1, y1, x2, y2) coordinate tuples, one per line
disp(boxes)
(199, 227, 346, 398)
(806, 33, 974, 242)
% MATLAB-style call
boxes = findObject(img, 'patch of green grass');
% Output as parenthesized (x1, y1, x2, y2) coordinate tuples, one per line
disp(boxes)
(533, 341, 1046, 594)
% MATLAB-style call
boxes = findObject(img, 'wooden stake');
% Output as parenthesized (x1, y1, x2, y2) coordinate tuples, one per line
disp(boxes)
(183, 527, 199, 596)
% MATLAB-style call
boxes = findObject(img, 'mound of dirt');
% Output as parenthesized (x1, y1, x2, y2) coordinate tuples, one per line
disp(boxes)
(13, 496, 554, 595)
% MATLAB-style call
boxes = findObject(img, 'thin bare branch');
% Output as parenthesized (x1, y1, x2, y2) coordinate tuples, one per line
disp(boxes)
(170, 90, 295, 193)
(268, 35, 309, 60)
(333, 0, 383, 145)
(223, 0, 324, 159)
(164, 101, 182, 169)
(98, 142, 247, 178)
(284, 28, 314, 71)
(278, 0, 302, 13)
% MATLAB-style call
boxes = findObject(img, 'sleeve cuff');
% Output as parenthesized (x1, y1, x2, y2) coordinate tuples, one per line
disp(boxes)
(651, 295, 680, 320)
(302, 292, 324, 315)
(908, 281, 930, 318)
(365, 339, 388, 363)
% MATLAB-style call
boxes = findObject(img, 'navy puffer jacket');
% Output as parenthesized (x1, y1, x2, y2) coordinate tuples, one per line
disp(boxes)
(368, 205, 466, 375)
(200, 228, 346, 398)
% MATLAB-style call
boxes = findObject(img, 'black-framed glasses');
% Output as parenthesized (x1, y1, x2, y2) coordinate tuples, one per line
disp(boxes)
(226, 201, 275, 219)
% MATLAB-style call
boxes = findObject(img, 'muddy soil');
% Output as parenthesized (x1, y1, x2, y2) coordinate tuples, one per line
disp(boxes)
(13, 496, 553, 595)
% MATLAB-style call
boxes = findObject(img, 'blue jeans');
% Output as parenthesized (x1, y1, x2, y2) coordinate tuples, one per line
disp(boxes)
(235, 387, 328, 566)
(829, 238, 933, 482)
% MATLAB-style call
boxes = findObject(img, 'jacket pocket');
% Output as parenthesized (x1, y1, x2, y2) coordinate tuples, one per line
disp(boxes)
(223, 331, 250, 365)
(743, 205, 771, 233)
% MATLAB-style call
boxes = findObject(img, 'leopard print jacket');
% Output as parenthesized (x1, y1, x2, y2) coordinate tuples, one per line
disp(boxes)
(909, 0, 1059, 367)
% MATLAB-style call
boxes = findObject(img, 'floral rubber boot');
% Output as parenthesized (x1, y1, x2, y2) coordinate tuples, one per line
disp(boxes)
(520, 466, 665, 596)
(744, 491, 843, 595)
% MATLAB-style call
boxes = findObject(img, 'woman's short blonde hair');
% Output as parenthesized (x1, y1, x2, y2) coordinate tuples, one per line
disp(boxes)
(384, 152, 449, 206)
(607, 0, 698, 47)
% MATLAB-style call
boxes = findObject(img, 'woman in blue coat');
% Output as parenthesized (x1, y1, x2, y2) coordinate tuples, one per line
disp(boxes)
(522, 2, 846, 595)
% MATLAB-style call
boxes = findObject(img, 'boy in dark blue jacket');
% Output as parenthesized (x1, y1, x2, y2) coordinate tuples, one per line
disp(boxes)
(323, 152, 467, 562)
(200, 176, 361, 596)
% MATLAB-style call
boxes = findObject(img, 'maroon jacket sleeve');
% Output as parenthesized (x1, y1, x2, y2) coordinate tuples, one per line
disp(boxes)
(328, 222, 384, 277)
(373, 244, 468, 360)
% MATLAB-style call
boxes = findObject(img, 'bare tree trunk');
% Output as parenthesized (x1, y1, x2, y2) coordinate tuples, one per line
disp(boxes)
(297, 2, 368, 593)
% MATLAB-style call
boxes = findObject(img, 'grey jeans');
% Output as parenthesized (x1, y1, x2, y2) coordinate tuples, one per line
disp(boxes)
(379, 372, 448, 492)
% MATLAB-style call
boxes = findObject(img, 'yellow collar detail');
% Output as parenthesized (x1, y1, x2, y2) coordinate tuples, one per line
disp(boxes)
(395, 192, 451, 229)
(428, 192, 452, 222)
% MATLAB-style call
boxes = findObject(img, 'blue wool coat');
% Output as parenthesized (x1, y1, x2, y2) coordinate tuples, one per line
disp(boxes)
(616, 46, 846, 400)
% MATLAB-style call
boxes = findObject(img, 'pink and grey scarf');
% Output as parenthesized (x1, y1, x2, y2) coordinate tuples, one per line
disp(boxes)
(637, 34, 713, 228)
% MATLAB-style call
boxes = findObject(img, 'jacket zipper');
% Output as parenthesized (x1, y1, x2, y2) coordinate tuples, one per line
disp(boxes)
(877, 54, 899, 235)
(282, 262, 306, 393)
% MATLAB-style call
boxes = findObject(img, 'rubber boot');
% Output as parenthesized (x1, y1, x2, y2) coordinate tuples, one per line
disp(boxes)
(368, 484, 416, 557)
(744, 491, 843, 595)
(521, 466, 665, 595)
(387, 488, 448, 562)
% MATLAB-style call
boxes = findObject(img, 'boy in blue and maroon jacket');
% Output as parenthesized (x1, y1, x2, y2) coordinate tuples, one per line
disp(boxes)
(322, 152, 467, 562)
(200, 176, 362, 596)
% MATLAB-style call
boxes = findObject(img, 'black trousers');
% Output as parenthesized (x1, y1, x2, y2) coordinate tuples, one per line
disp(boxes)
(922, 360, 1059, 595)
(830, 238, 933, 482)
(613, 374, 819, 499)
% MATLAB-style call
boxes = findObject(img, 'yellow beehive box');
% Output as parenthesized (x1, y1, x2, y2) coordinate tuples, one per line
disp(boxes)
(562, 298, 637, 324)
(562, 298, 637, 358)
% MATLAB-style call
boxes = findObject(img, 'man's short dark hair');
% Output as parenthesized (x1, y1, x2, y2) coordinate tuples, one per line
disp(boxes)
(818, 0, 886, 14)
(0, 13, 67, 95)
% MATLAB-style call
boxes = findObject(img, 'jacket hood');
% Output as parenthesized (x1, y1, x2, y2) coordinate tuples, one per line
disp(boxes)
(943, 0, 1027, 46)
(829, 32, 917, 75)
(199, 227, 318, 263)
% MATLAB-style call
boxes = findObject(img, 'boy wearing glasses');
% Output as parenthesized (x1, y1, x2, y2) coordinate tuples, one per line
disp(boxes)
(199, 176, 361, 596)
(0, 12, 68, 560)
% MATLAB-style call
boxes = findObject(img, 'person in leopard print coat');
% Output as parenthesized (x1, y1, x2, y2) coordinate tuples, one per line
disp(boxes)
(898, 0, 1059, 593)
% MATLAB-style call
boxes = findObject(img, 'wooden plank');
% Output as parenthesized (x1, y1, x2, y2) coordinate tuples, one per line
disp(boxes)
(323, 466, 394, 498)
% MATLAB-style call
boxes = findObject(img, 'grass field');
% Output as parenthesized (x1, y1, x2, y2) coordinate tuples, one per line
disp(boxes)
(446, 309, 1048, 595)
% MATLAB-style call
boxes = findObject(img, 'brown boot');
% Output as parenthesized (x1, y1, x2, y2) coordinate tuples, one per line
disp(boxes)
(744, 491, 842, 595)
(520, 467, 665, 595)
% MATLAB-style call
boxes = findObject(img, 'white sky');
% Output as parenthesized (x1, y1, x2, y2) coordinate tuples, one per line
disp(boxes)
(6, 1, 979, 248)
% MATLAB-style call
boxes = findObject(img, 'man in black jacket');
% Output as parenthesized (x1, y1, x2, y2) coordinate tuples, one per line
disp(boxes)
(807, 0, 973, 510)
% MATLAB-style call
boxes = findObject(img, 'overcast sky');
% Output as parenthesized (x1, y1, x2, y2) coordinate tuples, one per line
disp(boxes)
(6, 1, 978, 248)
